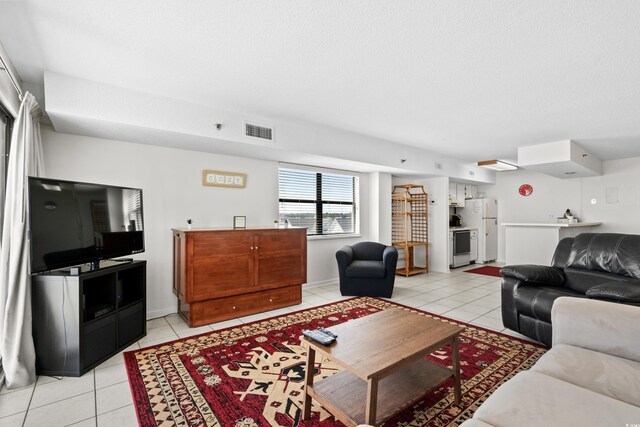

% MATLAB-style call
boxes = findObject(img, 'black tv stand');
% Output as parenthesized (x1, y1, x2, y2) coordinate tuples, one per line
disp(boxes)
(52, 260, 135, 276)
(31, 260, 147, 376)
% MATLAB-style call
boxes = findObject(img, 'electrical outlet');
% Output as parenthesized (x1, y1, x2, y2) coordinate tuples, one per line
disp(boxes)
(548, 214, 555, 219)
(591, 198, 597, 205)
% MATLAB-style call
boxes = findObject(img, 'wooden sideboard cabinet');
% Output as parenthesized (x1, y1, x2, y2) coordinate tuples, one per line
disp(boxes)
(172, 227, 307, 327)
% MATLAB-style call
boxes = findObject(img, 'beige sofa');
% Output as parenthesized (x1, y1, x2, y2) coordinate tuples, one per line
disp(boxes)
(461, 297, 640, 427)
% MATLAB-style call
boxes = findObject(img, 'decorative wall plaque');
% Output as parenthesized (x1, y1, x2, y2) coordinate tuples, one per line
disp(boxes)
(202, 170, 246, 188)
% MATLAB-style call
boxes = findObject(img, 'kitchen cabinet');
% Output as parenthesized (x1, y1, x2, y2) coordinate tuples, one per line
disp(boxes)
(449, 183, 466, 207)
(465, 185, 478, 200)
(470, 229, 478, 262)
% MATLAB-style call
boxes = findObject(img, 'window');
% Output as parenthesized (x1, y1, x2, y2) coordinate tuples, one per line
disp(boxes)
(278, 167, 359, 236)
(0, 104, 13, 238)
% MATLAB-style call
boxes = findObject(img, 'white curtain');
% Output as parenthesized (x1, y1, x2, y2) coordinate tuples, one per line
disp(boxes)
(0, 92, 44, 389)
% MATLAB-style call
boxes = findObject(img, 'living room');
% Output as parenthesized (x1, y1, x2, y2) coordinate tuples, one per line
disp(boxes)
(1, 2, 640, 426)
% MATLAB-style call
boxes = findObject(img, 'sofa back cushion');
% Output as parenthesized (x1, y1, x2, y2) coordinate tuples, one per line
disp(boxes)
(566, 233, 640, 279)
(551, 237, 574, 268)
(564, 268, 634, 294)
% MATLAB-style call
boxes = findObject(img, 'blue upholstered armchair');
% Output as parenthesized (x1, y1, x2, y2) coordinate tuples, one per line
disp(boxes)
(335, 242, 398, 298)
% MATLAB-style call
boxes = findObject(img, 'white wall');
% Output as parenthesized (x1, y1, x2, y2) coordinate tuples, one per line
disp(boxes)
(420, 177, 450, 273)
(391, 176, 449, 273)
(368, 172, 392, 245)
(41, 126, 370, 318)
(478, 156, 640, 262)
(44, 72, 496, 184)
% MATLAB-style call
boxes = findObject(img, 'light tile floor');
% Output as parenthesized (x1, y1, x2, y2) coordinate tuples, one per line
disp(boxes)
(0, 263, 534, 426)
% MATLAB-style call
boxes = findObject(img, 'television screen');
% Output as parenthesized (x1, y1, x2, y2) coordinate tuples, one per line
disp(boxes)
(28, 177, 144, 273)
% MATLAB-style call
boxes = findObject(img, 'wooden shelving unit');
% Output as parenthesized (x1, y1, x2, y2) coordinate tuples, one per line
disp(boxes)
(392, 184, 428, 276)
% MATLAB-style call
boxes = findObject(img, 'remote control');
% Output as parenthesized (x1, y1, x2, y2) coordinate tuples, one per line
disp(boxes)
(318, 328, 338, 339)
(302, 329, 336, 345)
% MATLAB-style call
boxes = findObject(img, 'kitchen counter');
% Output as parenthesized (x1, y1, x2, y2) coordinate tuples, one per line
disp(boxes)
(503, 221, 602, 265)
(501, 222, 601, 228)
(449, 227, 477, 231)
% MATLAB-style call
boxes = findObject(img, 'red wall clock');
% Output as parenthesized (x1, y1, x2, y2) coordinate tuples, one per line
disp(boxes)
(519, 184, 533, 196)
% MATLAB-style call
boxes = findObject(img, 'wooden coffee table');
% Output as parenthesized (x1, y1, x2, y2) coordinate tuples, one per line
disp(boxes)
(301, 308, 464, 426)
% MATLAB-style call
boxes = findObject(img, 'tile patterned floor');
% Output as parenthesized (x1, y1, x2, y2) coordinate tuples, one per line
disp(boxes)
(0, 263, 534, 426)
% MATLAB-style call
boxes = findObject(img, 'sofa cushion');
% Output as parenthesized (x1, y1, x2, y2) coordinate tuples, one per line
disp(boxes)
(500, 265, 564, 285)
(563, 267, 634, 294)
(514, 285, 584, 323)
(586, 281, 640, 303)
(471, 371, 640, 427)
(532, 344, 640, 407)
(566, 233, 640, 279)
(345, 260, 386, 278)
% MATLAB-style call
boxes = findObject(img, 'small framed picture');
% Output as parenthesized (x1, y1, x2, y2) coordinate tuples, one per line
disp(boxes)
(233, 216, 246, 229)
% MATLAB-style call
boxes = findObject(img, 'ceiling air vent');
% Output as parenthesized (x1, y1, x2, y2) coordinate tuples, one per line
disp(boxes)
(245, 122, 274, 141)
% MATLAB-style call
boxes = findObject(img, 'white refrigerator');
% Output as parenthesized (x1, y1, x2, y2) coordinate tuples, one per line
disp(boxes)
(464, 198, 498, 263)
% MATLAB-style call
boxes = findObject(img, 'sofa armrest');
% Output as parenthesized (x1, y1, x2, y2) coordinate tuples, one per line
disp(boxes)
(382, 246, 398, 273)
(500, 265, 565, 286)
(586, 281, 640, 303)
(335, 245, 354, 272)
(551, 297, 640, 363)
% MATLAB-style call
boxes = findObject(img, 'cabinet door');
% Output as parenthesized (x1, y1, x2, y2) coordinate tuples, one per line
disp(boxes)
(465, 185, 478, 199)
(188, 231, 254, 301)
(456, 184, 466, 208)
(449, 232, 454, 266)
(470, 232, 478, 261)
(449, 183, 457, 204)
(254, 229, 307, 288)
(172, 232, 184, 297)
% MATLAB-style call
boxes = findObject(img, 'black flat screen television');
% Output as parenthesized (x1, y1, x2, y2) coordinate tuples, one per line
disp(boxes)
(28, 177, 145, 273)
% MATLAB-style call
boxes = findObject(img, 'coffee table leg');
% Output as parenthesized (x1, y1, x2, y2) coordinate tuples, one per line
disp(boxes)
(302, 346, 316, 420)
(452, 334, 462, 404)
(365, 377, 378, 425)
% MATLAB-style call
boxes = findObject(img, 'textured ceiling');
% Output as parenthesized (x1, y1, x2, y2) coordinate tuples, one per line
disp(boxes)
(1, 0, 640, 162)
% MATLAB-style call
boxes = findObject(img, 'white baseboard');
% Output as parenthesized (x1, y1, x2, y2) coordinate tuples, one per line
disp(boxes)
(304, 278, 339, 289)
(146, 306, 177, 320)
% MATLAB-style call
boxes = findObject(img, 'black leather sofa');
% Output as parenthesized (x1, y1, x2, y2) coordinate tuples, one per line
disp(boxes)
(336, 241, 398, 298)
(501, 233, 640, 346)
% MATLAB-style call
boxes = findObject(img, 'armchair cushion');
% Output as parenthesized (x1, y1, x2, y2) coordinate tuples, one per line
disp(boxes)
(351, 241, 387, 261)
(585, 281, 640, 303)
(345, 260, 386, 278)
(500, 265, 565, 286)
(336, 245, 354, 270)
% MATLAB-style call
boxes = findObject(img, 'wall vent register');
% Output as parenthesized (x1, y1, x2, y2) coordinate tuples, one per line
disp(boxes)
(245, 123, 274, 141)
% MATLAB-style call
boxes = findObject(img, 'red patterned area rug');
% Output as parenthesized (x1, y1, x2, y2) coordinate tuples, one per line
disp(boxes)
(125, 297, 545, 427)
(464, 266, 502, 278)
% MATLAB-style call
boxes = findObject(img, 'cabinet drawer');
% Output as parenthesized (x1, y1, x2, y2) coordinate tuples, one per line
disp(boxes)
(83, 313, 117, 369)
(118, 301, 146, 347)
(190, 285, 301, 326)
